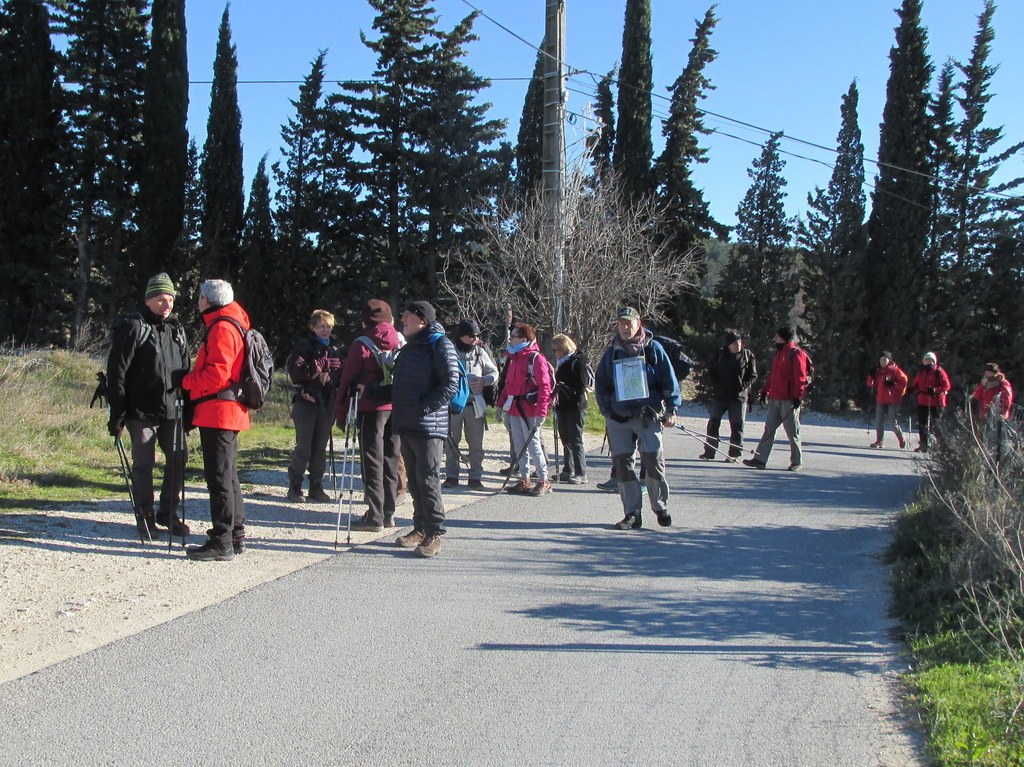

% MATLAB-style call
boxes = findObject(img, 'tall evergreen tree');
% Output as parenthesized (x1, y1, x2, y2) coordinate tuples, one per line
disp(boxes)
(655, 6, 725, 253)
(613, 0, 653, 202)
(238, 156, 275, 343)
(863, 0, 934, 366)
(0, 0, 67, 344)
(513, 47, 545, 202)
(175, 139, 203, 310)
(55, 0, 148, 338)
(717, 133, 795, 341)
(798, 82, 868, 410)
(199, 6, 244, 281)
(586, 69, 616, 180)
(137, 0, 188, 279)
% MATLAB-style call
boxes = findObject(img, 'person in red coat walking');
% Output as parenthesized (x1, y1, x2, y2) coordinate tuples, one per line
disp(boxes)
(971, 362, 1014, 420)
(179, 279, 251, 561)
(908, 352, 951, 452)
(866, 351, 909, 448)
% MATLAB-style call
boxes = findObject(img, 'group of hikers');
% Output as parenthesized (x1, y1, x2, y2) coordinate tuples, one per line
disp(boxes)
(105, 271, 1016, 561)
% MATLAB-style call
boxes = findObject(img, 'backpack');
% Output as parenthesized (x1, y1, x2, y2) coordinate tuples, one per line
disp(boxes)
(356, 335, 400, 385)
(792, 347, 815, 392)
(429, 333, 470, 414)
(199, 316, 274, 411)
(649, 335, 695, 382)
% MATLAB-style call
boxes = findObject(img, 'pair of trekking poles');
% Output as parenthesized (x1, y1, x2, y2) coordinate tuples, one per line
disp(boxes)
(331, 390, 361, 549)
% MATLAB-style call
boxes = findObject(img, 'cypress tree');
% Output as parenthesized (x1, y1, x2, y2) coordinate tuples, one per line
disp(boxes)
(0, 0, 67, 344)
(655, 6, 725, 253)
(863, 0, 934, 366)
(613, 0, 653, 202)
(717, 133, 795, 342)
(138, 0, 189, 279)
(587, 69, 616, 180)
(199, 6, 244, 281)
(798, 82, 868, 410)
(55, 0, 148, 337)
(238, 156, 275, 342)
(513, 48, 545, 202)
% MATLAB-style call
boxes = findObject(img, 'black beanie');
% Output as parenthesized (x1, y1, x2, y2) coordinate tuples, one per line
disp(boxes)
(454, 318, 481, 338)
(776, 325, 795, 343)
(405, 300, 436, 325)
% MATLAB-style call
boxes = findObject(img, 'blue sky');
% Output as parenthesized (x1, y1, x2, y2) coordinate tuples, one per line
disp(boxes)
(183, 0, 1024, 232)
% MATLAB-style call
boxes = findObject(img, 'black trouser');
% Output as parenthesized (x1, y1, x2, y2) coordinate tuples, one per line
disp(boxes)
(400, 434, 446, 535)
(555, 406, 587, 477)
(705, 399, 745, 458)
(359, 411, 400, 525)
(917, 404, 943, 449)
(126, 417, 186, 516)
(199, 427, 245, 550)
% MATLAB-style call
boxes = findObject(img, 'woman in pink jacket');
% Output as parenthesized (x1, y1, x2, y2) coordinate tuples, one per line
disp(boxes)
(497, 323, 554, 496)
(908, 351, 951, 452)
(971, 362, 1014, 420)
(866, 351, 909, 448)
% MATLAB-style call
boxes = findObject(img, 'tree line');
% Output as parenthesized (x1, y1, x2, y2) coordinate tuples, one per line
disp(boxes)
(0, 0, 1021, 410)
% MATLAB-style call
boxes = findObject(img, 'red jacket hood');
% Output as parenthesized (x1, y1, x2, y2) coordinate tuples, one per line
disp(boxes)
(201, 301, 250, 330)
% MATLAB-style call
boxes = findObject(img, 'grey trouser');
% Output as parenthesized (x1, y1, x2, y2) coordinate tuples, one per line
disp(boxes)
(126, 418, 186, 516)
(874, 402, 904, 442)
(359, 411, 400, 524)
(445, 410, 486, 481)
(507, 415, 548, 481)
(605, 415, 668, 515)
(401, 434, 446, 534)
(288, 400, 335, 488)
(753, 399, 802, 467)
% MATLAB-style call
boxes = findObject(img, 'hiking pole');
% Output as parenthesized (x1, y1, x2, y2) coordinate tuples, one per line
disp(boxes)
(115, 435, 151, 544)
(499, 416, 544, 492)
(329, 432, 339, 504)
(673, 422, 756, 460)
(169, 393, 186, 551)
(345, 391, 361, 545)
(333, 395, 356, 549)
(552, 414, 561, 480)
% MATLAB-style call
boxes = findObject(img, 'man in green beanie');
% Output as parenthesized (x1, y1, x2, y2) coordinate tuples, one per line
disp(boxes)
(106, 272, 191, 537)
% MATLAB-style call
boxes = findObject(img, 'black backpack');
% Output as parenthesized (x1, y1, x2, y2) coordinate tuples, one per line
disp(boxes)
(649, 335, 695, 383)
(198, 316, 274, 411)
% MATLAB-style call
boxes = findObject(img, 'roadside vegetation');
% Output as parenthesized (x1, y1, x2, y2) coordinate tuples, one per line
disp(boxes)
(888, 408, 1024, 765)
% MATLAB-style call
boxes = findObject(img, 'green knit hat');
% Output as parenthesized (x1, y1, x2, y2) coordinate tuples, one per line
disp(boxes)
(145, 272, 176, 299)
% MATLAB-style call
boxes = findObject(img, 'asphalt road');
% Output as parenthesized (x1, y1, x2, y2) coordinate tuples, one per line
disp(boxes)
(0, 417, 923, 766)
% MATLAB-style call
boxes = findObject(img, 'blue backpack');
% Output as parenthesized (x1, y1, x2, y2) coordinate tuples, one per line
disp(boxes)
(429, 333, 471, 414)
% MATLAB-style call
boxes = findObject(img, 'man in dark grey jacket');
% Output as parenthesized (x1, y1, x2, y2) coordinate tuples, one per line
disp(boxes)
(700, 329, 758, 462)
(361, 300, 460, 558)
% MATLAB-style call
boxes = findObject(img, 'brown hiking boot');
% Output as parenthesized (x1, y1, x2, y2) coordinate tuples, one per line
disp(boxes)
(307, 485, 332, 503)
(415, 533, 442, 558)
(396, 529, 425, 548)
(527, 480, 552, 496)
(506, 478, 532, 494)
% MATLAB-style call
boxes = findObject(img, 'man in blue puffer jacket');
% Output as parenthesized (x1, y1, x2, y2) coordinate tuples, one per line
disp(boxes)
(361, 300, 460, 558)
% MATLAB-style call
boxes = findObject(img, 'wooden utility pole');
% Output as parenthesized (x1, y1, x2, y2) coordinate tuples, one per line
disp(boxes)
(542, 0, 566, 332)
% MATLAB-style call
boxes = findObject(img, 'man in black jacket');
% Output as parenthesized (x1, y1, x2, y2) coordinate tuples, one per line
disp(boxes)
(106, 273, 191, 536)
(700, 329, 757, 462)
(360, 301, 460, 558)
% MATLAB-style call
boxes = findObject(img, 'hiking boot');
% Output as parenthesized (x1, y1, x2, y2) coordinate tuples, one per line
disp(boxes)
(613, 514, 642, 530)
(656, 510, 672, 527)
(868, 440, 883, 448)
(352, 517, 385, 533)
(415, 533, 442, 558)
(527, 480, 552, 496)
(596, 478, 618, 492)
(467, 479, 485, 491)
(726, 455, 739, 463)
(155, 512, 191, 537)
(506, 478, 532, 494)
(698, 453, 715, 461)
(788, 464, 802, 472)
(442, 477, 459, 489)
(186, 539, 234, 562)
(396, 529, 425, 548)
(232, 536, 246, 555)
(286, 483, 304, 503)
(307, 485, 332, 503)
(383, 513, 396, 528)
(742, 458, 766, 470)
(567, 475, 586, 485)
(557, 470, 573, 483)
(140, 512, 158, 539)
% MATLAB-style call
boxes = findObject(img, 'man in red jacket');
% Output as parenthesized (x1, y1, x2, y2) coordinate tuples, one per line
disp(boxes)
(180, 279, 251, 562)
(744, 326, 810, 471)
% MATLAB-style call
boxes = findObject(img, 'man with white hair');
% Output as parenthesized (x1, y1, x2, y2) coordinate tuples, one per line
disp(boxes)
(179, 279, 251, 561)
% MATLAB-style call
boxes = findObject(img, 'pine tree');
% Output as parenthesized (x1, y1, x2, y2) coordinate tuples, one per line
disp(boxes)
(613, 0, 653, 202)
(863, 0, 934, 366)
(587, 69, 616, 180)
(238, 156, 275, 342)
(513, 47, 545, 202)
(55, 0, 148, 338)
(0, 0, 68, 344)
(717, 133, 795, 341)
(655, 6, 725, 253)
(798, 82, 868, 410)
(199, 6, 244, 281)
(137, 0, 189, 279)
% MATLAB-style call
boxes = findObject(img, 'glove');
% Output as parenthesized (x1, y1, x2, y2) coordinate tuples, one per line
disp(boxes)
(169, 369, 187, 389)
(884, 377, 894, 386)
(325, 356, 341, 370)
(757, 391, 767, 406)
(792, 398, 802, 409)
(926, 386, 936, 395)
(108, 417, 125, 438)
